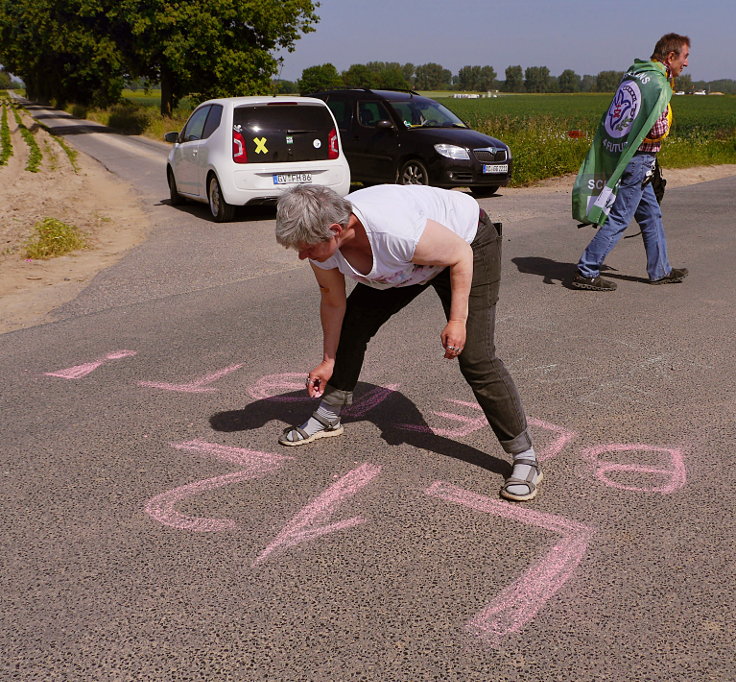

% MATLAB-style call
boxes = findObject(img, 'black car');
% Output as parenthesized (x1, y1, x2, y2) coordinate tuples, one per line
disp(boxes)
(308, 88, 512, 195)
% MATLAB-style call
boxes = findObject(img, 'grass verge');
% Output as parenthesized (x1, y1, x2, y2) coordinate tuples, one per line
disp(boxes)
(0, 99, 12, 165)
(23, 217, 88, 259)
(11, 104, 42, 172)
(37, 122, 80, 172)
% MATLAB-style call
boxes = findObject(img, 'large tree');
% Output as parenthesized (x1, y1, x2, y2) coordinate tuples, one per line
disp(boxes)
(0, 68, 13, 89)
(580, 74, 597, 92)
(414, 63, 451, 90)
(342, 64, 375, 88)
(0, 0, 318, 114)
(364, 61, 411, 90)
(558, 69, 581, 93)
(596, 70, 624, 92)
(524, 66, 552, 93)
(503, 65, 524, 92)
(121, 0, 318, 115)
(675, 73, 693, 93)
(457, 65, 497, 92)
(298, 63, 342, 94)
(0, 0, 126, 106)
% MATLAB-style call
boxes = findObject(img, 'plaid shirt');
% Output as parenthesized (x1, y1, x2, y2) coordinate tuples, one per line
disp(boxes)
(638, 63, 673, 153)
(638, 106, 670, 153)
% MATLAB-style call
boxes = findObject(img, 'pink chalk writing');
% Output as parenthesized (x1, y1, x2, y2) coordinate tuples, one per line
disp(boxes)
(43, 350, 137, 379)
(138, 364, 244, 393)
(342, 384, 399, 417)
(580, 444, 687, 494)
(527, 417, 577, 463)
(247, 373, 312, 402)
(398, 403, 577, 463)
(425, 481, 594, 645)
(399, 399, 487, 437)
(254, 463, 381, 566)
(246, 374, 400, 417)
(144, 439, 291, 531)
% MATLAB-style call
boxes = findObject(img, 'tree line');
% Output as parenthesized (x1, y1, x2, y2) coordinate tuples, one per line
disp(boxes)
(0, 0, 318, 115)
(287, 61, 733, 96)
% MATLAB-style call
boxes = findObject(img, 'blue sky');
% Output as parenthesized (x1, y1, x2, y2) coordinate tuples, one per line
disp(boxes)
(278, 0, 734, 83)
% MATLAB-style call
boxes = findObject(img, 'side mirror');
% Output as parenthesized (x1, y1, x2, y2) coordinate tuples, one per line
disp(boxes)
(376, 120, 395, 130)
(164, 131, 180, 143)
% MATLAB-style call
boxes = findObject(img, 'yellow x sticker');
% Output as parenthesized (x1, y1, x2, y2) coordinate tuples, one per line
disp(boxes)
(253, 137, 268, 154)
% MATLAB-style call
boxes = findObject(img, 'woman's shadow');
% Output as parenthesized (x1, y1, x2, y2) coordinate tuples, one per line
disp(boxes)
(210, 382, 508, 476)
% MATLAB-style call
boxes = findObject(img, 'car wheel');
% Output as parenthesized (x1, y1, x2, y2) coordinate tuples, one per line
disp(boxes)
(167, 167, 184, 205)
(208, 174, 235, 222)
(472, 185, 500, 198)
(399, 159, 429, 185)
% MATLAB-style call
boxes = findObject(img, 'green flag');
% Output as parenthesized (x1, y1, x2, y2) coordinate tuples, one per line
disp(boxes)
(572, 60, 672, 225)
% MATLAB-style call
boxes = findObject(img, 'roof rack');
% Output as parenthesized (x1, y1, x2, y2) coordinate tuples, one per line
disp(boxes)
(361, 87, 421, 96)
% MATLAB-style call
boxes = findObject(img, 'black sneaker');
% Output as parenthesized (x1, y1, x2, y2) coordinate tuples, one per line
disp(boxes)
(571, 273, 617, 291)
(650, 267, 688, 285)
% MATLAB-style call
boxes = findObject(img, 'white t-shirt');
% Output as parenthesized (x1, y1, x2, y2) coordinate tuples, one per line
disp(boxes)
(311, 185, 479, 289)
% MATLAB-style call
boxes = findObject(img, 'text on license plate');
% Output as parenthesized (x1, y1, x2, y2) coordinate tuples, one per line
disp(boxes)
(273, 172, 312, 185)
(482, 164, 508, 174)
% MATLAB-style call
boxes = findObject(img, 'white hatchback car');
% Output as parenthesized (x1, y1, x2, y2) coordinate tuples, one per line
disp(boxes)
(164, 96, 351, 221)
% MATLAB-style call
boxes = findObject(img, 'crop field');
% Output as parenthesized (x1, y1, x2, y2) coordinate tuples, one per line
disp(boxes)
(437, 94, 736, 184)
(104, 90, 736, 186)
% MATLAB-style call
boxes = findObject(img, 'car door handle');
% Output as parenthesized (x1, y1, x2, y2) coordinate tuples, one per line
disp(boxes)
(192, 149, 198, 157)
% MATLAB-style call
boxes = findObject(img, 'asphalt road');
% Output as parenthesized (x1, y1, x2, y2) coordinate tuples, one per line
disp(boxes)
(2, 104, 735, 681)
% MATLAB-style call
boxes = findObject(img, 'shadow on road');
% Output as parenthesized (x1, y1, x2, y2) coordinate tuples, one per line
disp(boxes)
(210, 382, 509, 476)
(512, 256, 632, 288)
(512, 256, 577, 286)
(156, 198, 278, 224)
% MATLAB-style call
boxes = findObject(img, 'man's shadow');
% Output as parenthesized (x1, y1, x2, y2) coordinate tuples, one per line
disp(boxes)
(512, 256, 579, 286)
(210, 382, 509, 476)
(513, 257, 636, 287)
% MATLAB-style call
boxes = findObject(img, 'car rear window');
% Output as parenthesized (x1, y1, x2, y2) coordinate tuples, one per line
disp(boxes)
(233, 103, 336, 162)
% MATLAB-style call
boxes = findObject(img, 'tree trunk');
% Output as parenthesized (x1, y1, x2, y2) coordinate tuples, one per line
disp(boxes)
(160, 67, 174, 117)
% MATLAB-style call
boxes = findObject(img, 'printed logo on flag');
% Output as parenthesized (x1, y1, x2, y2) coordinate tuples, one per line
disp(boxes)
(604, 81, 641, 139)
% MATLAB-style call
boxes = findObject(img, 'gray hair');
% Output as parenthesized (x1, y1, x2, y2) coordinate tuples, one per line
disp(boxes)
(275, 185, 353, 249)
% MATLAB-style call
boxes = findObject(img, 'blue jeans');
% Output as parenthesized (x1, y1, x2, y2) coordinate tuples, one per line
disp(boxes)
(578, 152, 671, 281)
(328, 213, 532, 455)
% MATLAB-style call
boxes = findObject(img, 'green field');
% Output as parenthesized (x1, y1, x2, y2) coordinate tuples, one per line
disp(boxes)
(114, 90, 736, 186)
(437, 94, 736, 184)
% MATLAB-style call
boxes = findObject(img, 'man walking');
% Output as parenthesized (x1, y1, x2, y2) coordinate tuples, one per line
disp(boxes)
(571, 33, 690, 291)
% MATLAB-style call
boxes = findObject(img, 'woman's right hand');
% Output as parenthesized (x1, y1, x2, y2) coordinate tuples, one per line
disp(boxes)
(306, 359, 334, 398)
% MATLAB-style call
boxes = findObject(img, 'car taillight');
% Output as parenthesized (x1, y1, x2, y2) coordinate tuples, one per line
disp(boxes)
(328, 128, 339, 159)
(232, 129, 248, 163)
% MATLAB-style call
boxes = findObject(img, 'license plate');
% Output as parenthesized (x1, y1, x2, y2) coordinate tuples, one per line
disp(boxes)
(273, 172, 312, 185)
(483, 164, 508, 174)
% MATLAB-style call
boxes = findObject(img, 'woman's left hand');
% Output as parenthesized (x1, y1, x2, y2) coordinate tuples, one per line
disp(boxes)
(441, 320, 466, 359)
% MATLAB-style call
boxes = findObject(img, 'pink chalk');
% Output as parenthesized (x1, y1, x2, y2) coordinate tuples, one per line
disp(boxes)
(527, 417, 577, 462)
(138, 363, 244, 393)
(580, 444, 687, 493)
(247, 374, 400, 413)
(247, 373, 313, 402)
(342, 384, 399, 417)
(254, 463, 382, 565)
(43, 350, 137, 379)
(425, 481, 594, 645)
(144, 439, 291, 531)
(398, 402, 577, 463)
(398, 399, 487, 437)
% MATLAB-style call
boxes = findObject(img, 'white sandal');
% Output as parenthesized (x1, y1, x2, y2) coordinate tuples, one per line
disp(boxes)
(278, 412, 344, 447)
(500, 458, 543, 501)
